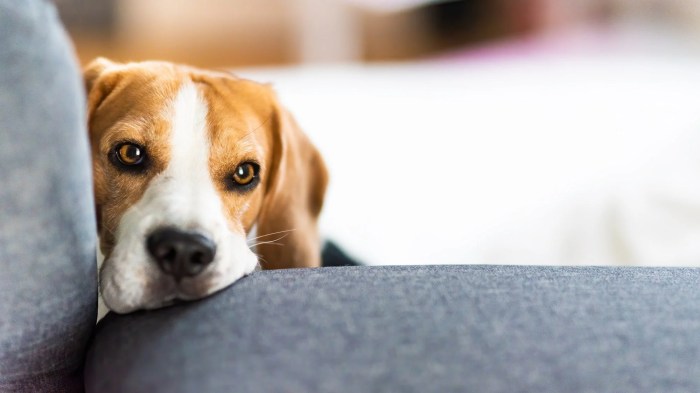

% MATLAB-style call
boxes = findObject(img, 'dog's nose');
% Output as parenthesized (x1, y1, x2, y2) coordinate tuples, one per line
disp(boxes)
(146, 228, 216, 280)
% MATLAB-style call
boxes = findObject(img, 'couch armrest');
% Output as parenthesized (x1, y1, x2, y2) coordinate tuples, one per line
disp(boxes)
(85, 265, 700, 392)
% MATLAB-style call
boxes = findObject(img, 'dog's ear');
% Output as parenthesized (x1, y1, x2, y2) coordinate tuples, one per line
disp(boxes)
(256, 100, 329, 269)
(84, 57, 121, 235)
(84, 57, 121, 115)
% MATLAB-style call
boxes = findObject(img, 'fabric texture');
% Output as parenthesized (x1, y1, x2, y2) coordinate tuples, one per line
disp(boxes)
(0, 0, 97, 391)
(86, 265, 700, 393)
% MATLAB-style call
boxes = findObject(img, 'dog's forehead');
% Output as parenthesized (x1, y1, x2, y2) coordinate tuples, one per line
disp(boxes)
(193, 72, 276, 143)
(92, 63, 276, 153)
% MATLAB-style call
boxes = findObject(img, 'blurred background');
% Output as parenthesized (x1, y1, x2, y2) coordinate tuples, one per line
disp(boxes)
(57, 0, 700, 266)
(57, 0, 700, 66)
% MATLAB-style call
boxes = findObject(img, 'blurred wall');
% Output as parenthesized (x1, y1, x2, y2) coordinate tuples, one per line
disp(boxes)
(57, 0, 297, 67)
(55, 0, 700, 67)
(56, 0, 537, 67)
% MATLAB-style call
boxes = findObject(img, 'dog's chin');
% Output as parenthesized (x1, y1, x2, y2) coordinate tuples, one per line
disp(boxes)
(150, 293, 211, 310)
(100, 257, 257, 314)
(102, 277, 234, 314)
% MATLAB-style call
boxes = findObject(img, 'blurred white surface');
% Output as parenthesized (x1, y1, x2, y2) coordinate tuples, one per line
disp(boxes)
(239, 52, 700, 266)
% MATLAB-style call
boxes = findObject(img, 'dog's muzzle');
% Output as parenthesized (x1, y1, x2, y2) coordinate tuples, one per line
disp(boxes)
(146, 227, 217, 281)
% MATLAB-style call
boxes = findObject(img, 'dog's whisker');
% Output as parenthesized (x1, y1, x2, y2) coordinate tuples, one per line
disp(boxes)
(250, 241, 285, 247)
(248, 233, 289, 248)
(252, 252, 268, 270)
(247, 228, 297, 241)
(248, 232, 289, 245)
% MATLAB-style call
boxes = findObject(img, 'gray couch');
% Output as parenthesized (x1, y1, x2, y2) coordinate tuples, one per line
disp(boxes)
(86, 265, 700, 393)
(2, 1, 700, 392)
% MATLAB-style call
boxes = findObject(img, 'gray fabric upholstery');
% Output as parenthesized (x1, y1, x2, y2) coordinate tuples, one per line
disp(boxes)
(85, 265, 700, 393)
(0, 0, 97, 391)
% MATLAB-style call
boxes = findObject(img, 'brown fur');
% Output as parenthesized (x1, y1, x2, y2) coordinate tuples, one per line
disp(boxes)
(85, 58, 328, 269)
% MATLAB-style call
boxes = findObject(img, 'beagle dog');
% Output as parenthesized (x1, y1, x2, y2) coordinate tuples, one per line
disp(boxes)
(84, 58, 328, 313)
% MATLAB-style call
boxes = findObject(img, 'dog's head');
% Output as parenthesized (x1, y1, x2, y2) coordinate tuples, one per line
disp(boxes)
(85, 58, 327, 313)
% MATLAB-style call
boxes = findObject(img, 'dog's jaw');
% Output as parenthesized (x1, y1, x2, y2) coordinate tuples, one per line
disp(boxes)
(99, 81, 258, 314)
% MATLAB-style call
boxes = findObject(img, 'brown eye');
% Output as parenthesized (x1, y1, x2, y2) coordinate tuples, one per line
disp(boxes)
(116, 143, 144, 166)
(233, 162, 256, 185)
(226, 162, 260, 192)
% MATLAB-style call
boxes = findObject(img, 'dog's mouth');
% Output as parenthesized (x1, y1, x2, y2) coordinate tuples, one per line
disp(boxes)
(99, 227, 258, 313)
(141, 284, 213, 310)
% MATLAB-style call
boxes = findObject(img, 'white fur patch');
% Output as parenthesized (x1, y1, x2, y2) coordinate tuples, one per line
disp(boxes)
(100, 81, 258, 313)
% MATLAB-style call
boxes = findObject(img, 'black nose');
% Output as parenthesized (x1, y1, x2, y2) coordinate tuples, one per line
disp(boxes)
(146, 228, 216, 280)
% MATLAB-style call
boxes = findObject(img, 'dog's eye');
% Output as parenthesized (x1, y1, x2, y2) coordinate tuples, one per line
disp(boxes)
(115, 143, 145, 166)
(226, 162, 260, 192)
(233, 163, 256, 185)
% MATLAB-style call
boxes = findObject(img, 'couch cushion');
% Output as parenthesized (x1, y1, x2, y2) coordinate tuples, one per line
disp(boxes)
(0, 0, 97, 391)
(85, 265, 700, 393)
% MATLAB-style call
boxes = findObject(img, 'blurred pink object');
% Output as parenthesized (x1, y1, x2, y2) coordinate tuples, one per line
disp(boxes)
(433, 24, 689, 63)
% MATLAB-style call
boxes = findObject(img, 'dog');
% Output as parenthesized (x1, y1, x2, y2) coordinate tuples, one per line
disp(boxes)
(84, 58, 328, 314)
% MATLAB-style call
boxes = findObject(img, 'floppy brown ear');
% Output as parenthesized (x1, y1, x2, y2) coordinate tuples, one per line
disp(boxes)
(83, 57, 120, 234)
(83, 57, 121, 116)
(256, 102, 329, 269)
